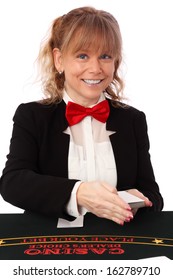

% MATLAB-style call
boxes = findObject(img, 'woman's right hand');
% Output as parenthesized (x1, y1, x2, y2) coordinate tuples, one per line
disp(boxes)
(77, 181, 133, 225)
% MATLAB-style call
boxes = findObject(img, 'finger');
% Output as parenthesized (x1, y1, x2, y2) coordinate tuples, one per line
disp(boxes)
(143, 197, 153, 207)
(96, 207, 133, 226)
(92, 201, 134, 222)
(127, 189, 152, 207)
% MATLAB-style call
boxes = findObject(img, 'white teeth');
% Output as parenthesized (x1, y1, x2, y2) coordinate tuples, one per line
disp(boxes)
(83, 79, 101, 85)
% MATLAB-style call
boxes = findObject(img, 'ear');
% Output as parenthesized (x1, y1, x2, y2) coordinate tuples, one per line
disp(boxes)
(53, 48, 63, 72)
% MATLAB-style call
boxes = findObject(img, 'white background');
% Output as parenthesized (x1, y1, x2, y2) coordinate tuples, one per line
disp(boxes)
(0, 0, 172, 213)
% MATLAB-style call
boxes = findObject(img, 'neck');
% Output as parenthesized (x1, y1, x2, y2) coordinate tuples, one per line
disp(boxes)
(63, 91, 105, 107)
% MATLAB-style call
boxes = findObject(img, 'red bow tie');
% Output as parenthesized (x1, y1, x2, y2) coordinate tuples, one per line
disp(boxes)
(66, 100, 110, 126)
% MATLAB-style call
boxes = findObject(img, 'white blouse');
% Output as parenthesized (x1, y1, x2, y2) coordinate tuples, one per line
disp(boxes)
(63, 91, 117, 217)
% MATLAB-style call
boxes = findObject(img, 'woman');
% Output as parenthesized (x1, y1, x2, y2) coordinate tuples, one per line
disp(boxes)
(0, 6, 163, 225)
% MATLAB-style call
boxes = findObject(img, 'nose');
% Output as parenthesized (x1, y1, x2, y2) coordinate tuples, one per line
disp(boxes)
(88, 58, 102, 74)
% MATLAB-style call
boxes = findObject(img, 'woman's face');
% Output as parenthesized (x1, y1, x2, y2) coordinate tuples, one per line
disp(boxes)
(54, 47, 115, 106)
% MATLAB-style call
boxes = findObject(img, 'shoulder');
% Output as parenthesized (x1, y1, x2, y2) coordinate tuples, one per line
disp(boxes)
(15, 100, 64, 113)
(107, 101, 149, 139)
(14, 100, 65, 120)
(12, 100, 67, 133)
(108, 100, 146, 121)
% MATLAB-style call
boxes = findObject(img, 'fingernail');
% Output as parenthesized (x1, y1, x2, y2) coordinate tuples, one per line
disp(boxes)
(127, 213, 133, 219)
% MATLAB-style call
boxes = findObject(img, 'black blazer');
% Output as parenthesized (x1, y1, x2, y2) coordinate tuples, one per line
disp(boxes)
(0, 100, 163, 219)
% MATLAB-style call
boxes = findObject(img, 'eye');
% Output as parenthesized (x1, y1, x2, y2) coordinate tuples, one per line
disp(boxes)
(100, 54, 112, 59)
(77, 54, 88, 60)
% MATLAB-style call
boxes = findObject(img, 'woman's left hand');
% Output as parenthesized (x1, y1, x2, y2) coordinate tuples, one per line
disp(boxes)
(125, 188, 153, 215)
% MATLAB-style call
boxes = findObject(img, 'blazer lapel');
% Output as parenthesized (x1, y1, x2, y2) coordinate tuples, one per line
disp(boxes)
(106, 101, 133, 188)
(56, 100, 69, 132)
(49, 100, 70, 178)
(106, 108, 122, 188)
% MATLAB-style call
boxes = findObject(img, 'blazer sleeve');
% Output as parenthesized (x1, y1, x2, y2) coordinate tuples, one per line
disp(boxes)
(0, 103, 78, 220)
(133, 110, 163, 211)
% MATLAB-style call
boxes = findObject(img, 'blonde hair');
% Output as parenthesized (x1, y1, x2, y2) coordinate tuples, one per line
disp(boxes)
(37, 6, 124, 104)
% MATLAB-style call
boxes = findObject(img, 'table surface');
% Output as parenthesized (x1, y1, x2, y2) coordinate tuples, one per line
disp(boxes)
(0, 211, 173, 260)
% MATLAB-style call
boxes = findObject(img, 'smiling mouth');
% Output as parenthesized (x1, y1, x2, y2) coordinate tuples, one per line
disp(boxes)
(82, 79, 103, 85)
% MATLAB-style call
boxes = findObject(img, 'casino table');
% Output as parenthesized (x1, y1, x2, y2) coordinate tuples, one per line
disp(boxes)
(0, 211, 173, 260)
